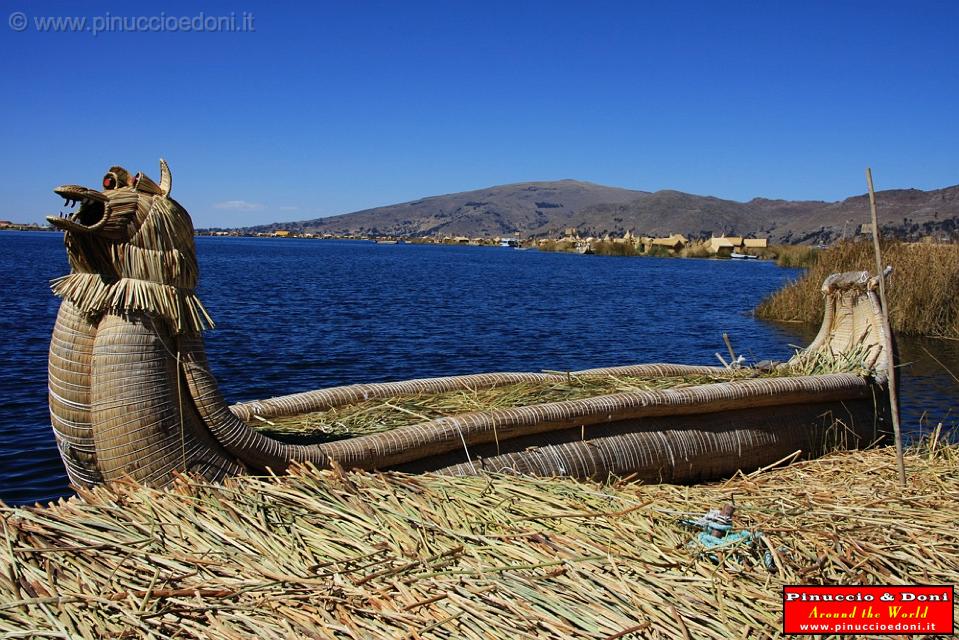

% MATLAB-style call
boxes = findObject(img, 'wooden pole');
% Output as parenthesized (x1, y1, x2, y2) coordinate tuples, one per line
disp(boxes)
(865, 168, 906, 486)
(722, 332, 737, 364)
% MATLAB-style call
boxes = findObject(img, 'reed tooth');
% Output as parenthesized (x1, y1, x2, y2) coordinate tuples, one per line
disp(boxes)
(159, 158, 171, 195)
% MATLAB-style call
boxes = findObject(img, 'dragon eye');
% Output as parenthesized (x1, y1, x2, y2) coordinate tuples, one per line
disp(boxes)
(102, 172, 118, 190)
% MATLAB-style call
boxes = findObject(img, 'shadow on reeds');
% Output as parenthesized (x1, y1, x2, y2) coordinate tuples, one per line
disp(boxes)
(756, 240, 959, 339)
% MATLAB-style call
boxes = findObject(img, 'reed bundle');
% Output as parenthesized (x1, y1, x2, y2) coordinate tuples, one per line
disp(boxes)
(3, 444, 954, 639)
(252, 365, 869, 441)
(787, 341, 878, 377)
(253, 372, 763, 439)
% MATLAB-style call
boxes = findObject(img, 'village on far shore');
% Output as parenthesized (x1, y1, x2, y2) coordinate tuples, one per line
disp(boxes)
(199, 226, 784, 259)
(0, 219, 48, 232)
(2, 216, 771, 257)
(198, 220, 918, 265)
(6, 217, 900, 264)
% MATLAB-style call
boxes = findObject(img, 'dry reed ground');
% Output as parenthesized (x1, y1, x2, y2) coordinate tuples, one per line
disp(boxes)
(756, 241, 959, 338)
(1, 443, 957, 639)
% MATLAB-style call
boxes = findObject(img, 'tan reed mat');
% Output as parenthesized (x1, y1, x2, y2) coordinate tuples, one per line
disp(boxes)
(1, 444, 956, 638)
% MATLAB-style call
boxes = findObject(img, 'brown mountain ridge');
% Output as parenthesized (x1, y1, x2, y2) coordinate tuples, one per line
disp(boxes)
(241, 179, 959, 244)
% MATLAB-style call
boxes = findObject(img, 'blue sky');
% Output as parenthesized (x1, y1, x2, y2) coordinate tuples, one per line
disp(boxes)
(1, 1, 957, 227)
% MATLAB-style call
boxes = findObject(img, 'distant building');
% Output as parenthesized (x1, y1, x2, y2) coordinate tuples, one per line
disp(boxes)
(650, 233, 689, 253)
(708, 235, 767, 255)
(708, 236, 740, 255)
(272, 230, 291, 237)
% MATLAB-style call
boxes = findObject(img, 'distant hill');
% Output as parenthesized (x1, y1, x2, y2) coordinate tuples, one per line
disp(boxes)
(242, 180, 959, 244)
(246, 180, 645, 238)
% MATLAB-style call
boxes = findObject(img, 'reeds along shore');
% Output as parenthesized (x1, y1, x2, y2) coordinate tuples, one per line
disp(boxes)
(535, 239, 820, 264)
(757, 240, 959, 338)
(1, 443, 957, 639)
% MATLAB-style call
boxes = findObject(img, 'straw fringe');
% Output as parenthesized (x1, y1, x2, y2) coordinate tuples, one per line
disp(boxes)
(50, 273, 111, 315)
(50, 188, 213, 333)
(51, 273, 213, 333)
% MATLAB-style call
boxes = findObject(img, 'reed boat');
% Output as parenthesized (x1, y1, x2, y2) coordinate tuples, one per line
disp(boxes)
(46, 161, 892, 489)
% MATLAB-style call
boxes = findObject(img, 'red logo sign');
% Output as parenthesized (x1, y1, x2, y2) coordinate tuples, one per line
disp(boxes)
(783, 585, 954, 635)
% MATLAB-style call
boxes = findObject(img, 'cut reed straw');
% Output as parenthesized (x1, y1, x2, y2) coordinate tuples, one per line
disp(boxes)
(2, 443, 955, 638)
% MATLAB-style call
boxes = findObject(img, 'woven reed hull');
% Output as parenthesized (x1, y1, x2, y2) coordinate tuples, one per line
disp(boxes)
(89, 314, 245, 484)
(399, 399, 880, 481)
(288, 371, 875, 472)
(48, 263, 891, 487)
(48, 301, 102, 486)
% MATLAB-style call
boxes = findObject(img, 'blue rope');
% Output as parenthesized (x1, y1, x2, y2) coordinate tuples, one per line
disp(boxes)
(681, 508, 762, 554)
(696, 529, 757, 549)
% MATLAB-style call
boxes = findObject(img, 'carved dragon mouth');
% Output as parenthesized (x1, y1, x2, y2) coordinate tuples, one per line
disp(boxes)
(47, 185, 110, 234)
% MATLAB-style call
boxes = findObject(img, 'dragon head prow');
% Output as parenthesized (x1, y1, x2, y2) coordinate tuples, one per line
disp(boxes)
(49, 159, 213, 333)
(47, 160, 171, 238)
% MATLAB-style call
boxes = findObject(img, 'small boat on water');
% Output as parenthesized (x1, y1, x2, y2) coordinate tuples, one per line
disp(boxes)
(45, 161, 892, 489)
(730, 251, 759, 260)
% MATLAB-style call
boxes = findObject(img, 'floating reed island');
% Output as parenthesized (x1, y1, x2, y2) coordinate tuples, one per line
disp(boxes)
(2, 444, 957, 638)
(44, 160, 895, 488)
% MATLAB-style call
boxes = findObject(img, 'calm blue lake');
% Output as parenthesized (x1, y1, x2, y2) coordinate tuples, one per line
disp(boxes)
(1, 231, 956, 504)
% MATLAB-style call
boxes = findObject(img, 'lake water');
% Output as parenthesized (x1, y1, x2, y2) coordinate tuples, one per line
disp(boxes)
(1, 231, 956, 505)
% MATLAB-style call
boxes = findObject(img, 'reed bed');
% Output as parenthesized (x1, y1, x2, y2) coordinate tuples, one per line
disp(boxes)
(749, 244, 820, 268)
(678, 240, 711, 259)
(588, 240, 643, 257)
(756, 240, 959, 338)
(535, 239, 577, 253)
(1, 444, 956, 639)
